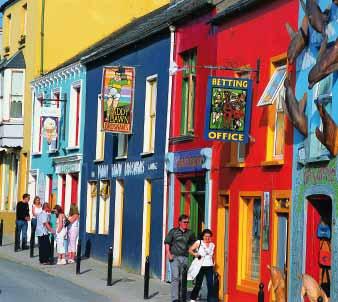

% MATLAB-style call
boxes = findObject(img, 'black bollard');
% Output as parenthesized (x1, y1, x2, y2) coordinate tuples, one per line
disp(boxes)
(144, 256, 150, 299)
(14, 225, 19, 252)
(318, 297, 323, 302)
(0, 219, 3, 246)
(107, 246, 113, 286)
(30, 225, 35, 257)
(180, 264, 188, 302)
(84, 239, 91, 258)
(76, 239, 81, 274)
(258, 282, 264, 302)
(213, 272, 220, 301)
(50, 234, 55, 264)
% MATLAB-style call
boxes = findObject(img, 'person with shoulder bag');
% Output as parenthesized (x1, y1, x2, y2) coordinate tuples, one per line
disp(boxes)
(188, 229, 216, 302)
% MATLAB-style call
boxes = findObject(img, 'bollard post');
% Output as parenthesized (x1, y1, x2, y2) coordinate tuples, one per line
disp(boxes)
(14, 225, 19, 252)
(318, 297, 323, 302)
(107, 246, 113, 286)
(29, 224, 35, 257)
(0, 219, 3, 246)
(76, 239, 81, 274)
(144, 256, 150, 299)
(84, 239, 91, 258)
(213, 272, 220, 301)
(180, 264, 188, 302)
(258, 282, 264, 302)
(50, 234, 55, 264)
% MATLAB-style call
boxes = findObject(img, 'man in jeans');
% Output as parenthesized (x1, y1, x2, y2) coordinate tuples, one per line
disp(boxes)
(15, 193, 30, 250)
(165, 214, 196, 302)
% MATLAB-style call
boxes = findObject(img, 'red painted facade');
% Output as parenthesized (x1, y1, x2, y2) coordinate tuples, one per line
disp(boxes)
(169, 1, 298, 301)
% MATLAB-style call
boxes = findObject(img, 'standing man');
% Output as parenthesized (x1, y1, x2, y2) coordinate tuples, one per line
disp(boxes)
(165, 214, 196, 302)
(15, 193, 30, 250)
(36, 203, 55, 264)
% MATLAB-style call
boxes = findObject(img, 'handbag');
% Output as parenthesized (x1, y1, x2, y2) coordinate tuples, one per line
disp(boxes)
(319, 240, 331, 267)
(317, 223, 331, 239)
(187, 240, 202, 281)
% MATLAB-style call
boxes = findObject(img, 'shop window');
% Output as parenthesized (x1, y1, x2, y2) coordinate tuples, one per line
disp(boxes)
(117, 134, 128, 158)
(309, 75, 333, 160)
(95, 94, 105, 161)
(10, 70, 24, 119)
(181, 49, 196, 135)
(143, 75, 157, 154)
(86, 181, 97, 233)
(258, 62, 287, 164)
(98, 180, 110, 234)
(238, 195, 262, 290)
(68, 83, 81, 148)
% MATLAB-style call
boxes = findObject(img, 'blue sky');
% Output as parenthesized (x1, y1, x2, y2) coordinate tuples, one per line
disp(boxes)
(0, 0, 7, 27)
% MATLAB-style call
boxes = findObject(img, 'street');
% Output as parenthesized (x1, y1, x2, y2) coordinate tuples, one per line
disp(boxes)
(0, 258, 111, 302)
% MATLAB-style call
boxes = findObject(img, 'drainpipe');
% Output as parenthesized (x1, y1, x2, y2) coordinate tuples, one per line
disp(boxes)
(161, 25, 176, 282)
(40, 0, 45, 75)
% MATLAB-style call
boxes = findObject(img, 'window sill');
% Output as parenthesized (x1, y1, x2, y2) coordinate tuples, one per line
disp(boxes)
(115, 155, 127, 160)
(86, 230, 96, 234)
(93, 159, 104, 163)
(47, 149, 59, 154)
(306, 155, 331, 164)
(140, 151, 154, 157)
(261, 159, 284, 166)
(66, 146, 80, 151)
(169, 134, 195, 144)
(31, 152, 42, 156)
(225, 162, 245, 168)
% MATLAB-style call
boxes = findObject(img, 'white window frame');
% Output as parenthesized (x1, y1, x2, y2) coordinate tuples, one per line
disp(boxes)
(68, 81, 82, 149)
(142, 75, 157, 154)
(86, 181, 97, 233)
(9, 69, 25, 120)
(98, 180, 110, 235)
(95, 94, 105, 161)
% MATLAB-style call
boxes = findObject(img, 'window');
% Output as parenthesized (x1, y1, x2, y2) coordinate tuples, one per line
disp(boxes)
(143, 75, 157, 153)
(181, 50, 196, 135)
(68, 83, 81, 148)
(238, 195, 262, 289)
(96, 94, 105, 160)
(309, 74, 333, 159)
(32, 95, 42, 153)
(260, 62, 287, 164)
(98, 180, 110, 234)
(117, 134, 128, 158)
(10, 70, 24, 118)
(86, 181, 97, 233)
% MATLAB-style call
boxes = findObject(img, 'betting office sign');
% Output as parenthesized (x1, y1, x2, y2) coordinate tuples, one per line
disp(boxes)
(204, 76, 253, 143)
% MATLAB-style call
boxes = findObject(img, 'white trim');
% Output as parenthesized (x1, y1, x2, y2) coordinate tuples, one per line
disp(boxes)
(67, 80, 82, 148)
(113, 180, 124, 266)
(57, 174, 63, 206)
(65, 174, 72, 215)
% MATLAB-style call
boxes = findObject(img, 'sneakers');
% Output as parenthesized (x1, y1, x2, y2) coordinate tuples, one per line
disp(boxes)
(57, 259, 67, 265)
(68, 259, 75, 264)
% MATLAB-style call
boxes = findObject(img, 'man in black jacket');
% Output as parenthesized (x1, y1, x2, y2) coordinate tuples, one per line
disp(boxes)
(16, 193, 30, 250)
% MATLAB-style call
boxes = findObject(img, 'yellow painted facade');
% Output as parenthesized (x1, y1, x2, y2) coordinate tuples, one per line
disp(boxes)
(0, 0, 168, 233)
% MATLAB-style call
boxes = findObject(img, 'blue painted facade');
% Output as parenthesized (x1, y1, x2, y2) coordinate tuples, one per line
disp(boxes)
(289, 1, 338, 300)
(80, 33, 170, 278)
(30, 62, 86, 212)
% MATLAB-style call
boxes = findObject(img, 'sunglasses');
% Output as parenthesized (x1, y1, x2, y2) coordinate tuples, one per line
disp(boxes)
(181, 221, 190, 224)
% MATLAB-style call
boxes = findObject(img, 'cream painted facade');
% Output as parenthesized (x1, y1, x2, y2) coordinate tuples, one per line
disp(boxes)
(0, 0, 168, 234)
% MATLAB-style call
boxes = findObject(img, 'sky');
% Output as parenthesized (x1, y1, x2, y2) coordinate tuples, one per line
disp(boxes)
(0, 0, 7, 27)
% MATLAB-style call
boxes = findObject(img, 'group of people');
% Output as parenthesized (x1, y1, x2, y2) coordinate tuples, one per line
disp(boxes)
(16, 193, 80, 265)
(165, 214, 217, 302)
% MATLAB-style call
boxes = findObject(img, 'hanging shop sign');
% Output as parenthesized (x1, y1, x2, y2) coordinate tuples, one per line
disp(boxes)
(101, 66, 135, 134)
(42, 116, 59, 147)
(204, 76, 253, 143)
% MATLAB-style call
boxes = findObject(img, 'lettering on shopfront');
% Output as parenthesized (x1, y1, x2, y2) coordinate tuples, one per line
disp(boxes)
(175, 156, 204, 169)
(98, 164, 109, 179)
(304, 166, 336, 184)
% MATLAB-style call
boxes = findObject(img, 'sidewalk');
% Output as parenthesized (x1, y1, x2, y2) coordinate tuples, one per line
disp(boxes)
(0, 236, 171, 302)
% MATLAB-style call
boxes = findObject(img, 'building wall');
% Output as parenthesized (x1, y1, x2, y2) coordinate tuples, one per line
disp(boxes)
(290, 1, 338, 300)
(80, 33, 170, 277)
(214, 1, 298, 301)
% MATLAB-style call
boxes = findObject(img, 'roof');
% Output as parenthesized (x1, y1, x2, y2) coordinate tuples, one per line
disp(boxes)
(0, 50, 26, 71)
(46, 0, 213, 73)
(210, 0, 263, 24)
(0, 0, 20, 13)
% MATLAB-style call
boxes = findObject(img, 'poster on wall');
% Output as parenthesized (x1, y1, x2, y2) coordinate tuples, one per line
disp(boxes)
(101, 66, 135, 133)
(204, 76, 253, 143)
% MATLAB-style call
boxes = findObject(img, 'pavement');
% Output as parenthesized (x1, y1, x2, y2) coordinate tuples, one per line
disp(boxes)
(0, 236, 171, 302)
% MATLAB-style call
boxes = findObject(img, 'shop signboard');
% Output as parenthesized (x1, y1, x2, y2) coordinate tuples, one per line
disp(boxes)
(101, 66, 135, 134)
(173, 149, 206, 173)
(204, 76, 253, 143)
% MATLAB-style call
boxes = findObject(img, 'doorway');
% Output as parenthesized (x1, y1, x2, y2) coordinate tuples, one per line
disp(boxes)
(216, 192, 230, 301)
(306, 194, 332, 298)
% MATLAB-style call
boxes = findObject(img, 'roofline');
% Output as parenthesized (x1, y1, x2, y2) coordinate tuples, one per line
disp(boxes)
(0, 0, 20, 13)
(209, 0, 261, 25)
